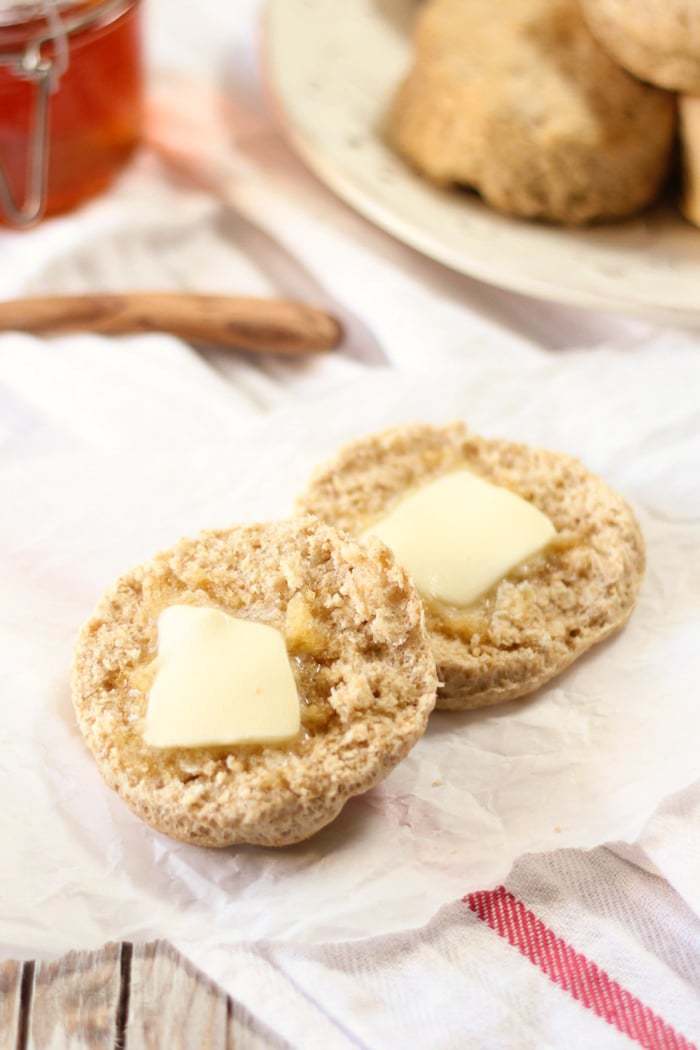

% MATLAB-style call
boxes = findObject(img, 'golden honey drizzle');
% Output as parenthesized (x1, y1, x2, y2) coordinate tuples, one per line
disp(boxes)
(425, 530, 581, 643)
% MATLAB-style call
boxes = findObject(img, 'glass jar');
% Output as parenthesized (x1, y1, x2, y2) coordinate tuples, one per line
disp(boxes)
(0, 0, 143, 227)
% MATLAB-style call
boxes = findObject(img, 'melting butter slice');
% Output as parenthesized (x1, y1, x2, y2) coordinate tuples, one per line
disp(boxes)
(144, 606, 300, 749)
(365, 470, 556, 607)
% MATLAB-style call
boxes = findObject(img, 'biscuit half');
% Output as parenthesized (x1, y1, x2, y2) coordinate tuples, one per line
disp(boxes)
(72, 517, 437, 846)
(297, 423, 645, 711)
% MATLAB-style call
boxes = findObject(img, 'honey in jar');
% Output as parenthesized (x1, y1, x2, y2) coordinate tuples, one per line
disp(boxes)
(0, 0, 143, 226)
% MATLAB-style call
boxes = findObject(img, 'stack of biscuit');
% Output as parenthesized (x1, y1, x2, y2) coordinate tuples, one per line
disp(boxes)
(73, 422, 644, 848)
(388, 0, 700, 226)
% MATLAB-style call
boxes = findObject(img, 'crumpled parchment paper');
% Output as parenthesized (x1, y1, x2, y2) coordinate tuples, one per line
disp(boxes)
(1, 334, 699, 956)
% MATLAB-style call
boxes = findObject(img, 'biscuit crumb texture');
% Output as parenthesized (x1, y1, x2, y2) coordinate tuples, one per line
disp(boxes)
(72, 518, 437, 847)
(389, 0, 675, 224)
(297, 424, 645, 711)
(580, 0, 700, 92)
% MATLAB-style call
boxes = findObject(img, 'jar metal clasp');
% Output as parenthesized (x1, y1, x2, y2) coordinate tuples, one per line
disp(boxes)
(0, 36, 55, 227)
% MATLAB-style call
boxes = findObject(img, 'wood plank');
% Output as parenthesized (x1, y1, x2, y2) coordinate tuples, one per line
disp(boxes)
(0, 959, 24, 1050)
(27, 941, 121, 1050)
(127, 941, 234, 1050)
(1, 941, 269, 1049)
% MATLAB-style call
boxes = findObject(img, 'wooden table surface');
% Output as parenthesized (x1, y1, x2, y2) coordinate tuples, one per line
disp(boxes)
(0, 941, 276, 1049)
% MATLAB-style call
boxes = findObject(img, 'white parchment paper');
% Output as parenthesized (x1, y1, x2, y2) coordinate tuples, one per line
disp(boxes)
(1, 334, 699, 956)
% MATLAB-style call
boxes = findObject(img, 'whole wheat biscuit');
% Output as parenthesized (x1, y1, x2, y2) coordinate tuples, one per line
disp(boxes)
(389, 0, 675, 224)
(297, 424, 645, 711)
(680, 96, 700, 226)
(72, 518, 437, 847)
(580, 0, 700, 92)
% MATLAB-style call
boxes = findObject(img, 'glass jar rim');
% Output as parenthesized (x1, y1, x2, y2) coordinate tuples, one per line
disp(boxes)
(0, 0, 135, 36)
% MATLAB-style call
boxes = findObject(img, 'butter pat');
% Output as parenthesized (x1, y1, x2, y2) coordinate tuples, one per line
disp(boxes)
(365, 470, 556, 607)
(144, 606, 300, 749)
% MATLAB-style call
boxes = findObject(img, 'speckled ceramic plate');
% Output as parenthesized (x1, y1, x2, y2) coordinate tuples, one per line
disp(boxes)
(264, 0, 700, 323)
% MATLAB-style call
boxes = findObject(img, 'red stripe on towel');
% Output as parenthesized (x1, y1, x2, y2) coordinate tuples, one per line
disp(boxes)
(466, 887, 697, 1050)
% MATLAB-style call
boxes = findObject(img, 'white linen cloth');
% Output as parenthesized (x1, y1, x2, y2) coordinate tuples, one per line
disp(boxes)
(1, 2, 699, 1046)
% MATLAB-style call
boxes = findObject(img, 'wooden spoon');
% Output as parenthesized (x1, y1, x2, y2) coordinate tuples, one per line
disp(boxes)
(0, 293, 342, 355)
